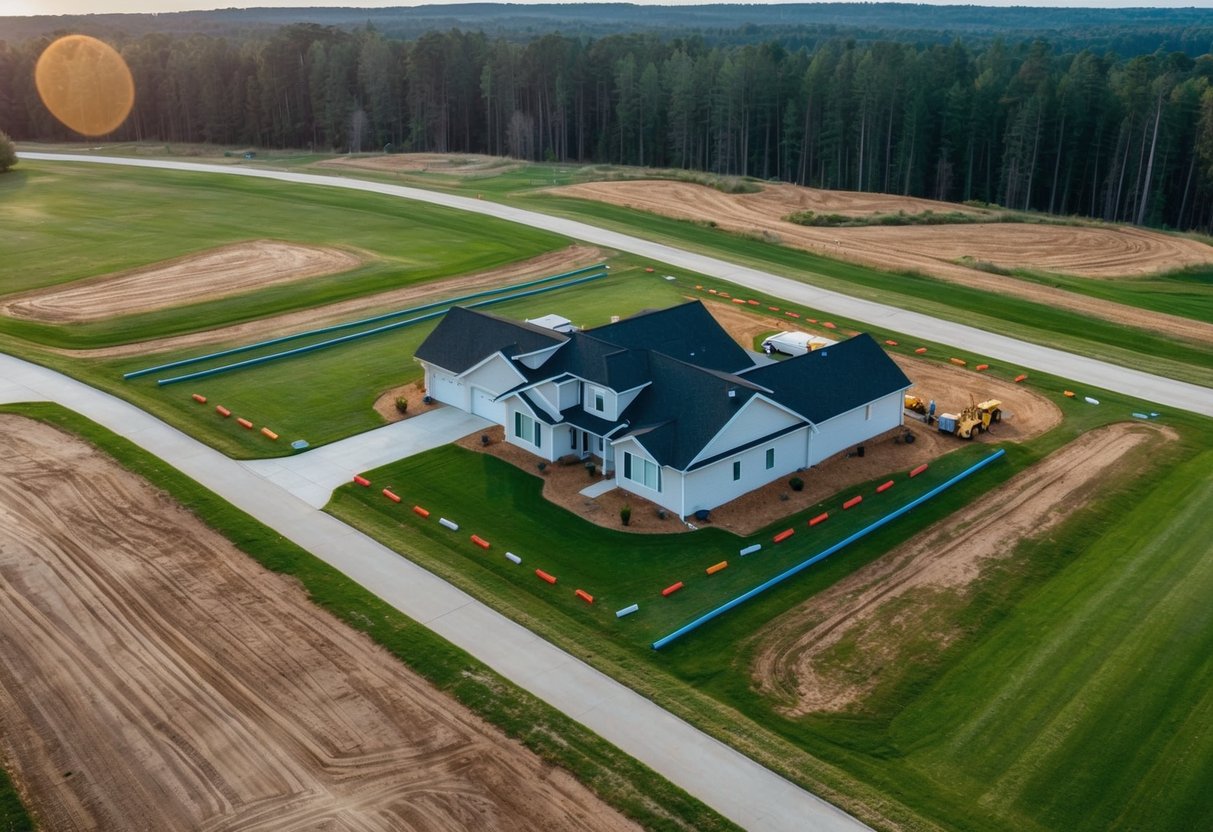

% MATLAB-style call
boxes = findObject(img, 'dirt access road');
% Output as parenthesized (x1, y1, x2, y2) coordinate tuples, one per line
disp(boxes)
(0, 416, 636, 832)
(749, 422, 1172, 716)
(554, 180, 1213, 347)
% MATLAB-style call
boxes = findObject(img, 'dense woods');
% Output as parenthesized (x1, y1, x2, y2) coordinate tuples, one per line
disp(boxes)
(3, 20, 1213, 230)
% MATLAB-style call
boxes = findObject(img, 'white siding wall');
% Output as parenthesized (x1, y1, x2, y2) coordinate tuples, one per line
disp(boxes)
(610, 437, 681, 514)
(557, 379, 579, 409)
(808, 390, 906, 465)
(528, 382, 561, 420)
(503, 402, 558, 462)
(516, 343, 563, 369)
(681, 427, 809, 517)
(614, 384, 647, 416)
(692, 397, 803, 464)
(583, 384, 618, 420)
(462, 354, 524, 397)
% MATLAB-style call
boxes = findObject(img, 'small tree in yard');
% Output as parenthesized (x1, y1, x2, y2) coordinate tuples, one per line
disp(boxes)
(0, 131, 16, 173)
(620, 505, 632, 526)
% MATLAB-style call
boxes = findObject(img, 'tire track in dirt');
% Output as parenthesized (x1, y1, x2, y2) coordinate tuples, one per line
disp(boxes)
(0, 416, 638, 832)
(748, 422, 1173, 716)
(553, 180, 1213, 346)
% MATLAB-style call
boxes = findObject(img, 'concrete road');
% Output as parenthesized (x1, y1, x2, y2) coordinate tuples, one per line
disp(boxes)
(0, 352, 869, 832)
(18, 151, 1213, 417)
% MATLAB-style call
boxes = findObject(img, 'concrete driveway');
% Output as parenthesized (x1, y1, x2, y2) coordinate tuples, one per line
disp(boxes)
(242, 407, 491, 507)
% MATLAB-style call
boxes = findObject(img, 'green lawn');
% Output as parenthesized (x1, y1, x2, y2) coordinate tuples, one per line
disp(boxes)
(1008, 265, 1213, 325)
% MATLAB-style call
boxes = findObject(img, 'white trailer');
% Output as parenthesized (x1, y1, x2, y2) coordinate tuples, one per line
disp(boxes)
(761, 331, 835, 357)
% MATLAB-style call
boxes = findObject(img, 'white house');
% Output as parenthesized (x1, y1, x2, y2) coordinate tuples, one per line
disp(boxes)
(415, 301, 912, 519)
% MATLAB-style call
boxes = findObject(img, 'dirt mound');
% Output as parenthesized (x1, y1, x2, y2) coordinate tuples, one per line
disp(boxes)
(317, 153, 520, 177)
(0, 416, 637, 832)
(2, 240, 362, 324)
(749, 422, 1173, 716)
(65, 244, 604, 359)
(553, 180, 1213, 345)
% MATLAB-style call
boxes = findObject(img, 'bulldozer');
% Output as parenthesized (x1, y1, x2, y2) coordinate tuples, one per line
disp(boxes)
(938, 399, 1002, 439)
(903, 394, 936, 424)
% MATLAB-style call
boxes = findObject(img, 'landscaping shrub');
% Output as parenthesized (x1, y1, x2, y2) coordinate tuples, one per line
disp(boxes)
(789, 476, 804, 491)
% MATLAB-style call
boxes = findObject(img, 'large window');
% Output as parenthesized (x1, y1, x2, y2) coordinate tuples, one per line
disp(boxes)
(513, 411, 541, 448)
(623, 451, 661, 492)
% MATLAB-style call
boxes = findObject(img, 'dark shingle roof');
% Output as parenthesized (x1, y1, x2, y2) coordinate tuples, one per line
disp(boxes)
(743, 334, 911, 423)
(586, 301, 755, 373)
(415, 306, 567, 374)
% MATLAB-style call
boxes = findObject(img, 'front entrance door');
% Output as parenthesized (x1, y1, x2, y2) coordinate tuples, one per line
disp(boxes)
(581, 430, 589, 455)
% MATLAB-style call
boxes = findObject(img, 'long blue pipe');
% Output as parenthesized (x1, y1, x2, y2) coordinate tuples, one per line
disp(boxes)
(155, 270, 608, 385)
(124, 262, 604, 380)
(651, 448, 1007, 650)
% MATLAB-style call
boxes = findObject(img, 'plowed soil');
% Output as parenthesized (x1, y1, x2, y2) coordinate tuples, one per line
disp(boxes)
(64, 245, 604, 359)
(2, 240, 363, 324)
(553, 180, 1213, 345)
(749, 422, 1172, 716)
(317, 154, 520, 177)
(0, 416, 636, 832)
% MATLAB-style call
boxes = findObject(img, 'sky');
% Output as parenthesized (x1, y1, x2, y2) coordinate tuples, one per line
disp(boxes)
(5, 0, 1211, 16)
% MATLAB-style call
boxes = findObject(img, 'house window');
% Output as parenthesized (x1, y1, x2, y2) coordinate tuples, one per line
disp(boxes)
(623, 451, 662, 492)
(865, 403, 872, 420)
(514, 411, 541, 448)
(592, 387, 605, 412)
(733, 460, 741, 481)
(765, 448, 775, 469)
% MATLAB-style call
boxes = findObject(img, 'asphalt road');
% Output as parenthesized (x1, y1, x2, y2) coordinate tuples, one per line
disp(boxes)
(19, 151, 1213, 418)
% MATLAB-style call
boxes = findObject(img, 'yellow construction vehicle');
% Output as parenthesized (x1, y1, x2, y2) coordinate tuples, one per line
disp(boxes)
(904, 394, 936, 424)
(938, 399, 1002, 439)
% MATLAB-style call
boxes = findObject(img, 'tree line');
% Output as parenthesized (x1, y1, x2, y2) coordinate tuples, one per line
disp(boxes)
(3, 25, 1213, 231)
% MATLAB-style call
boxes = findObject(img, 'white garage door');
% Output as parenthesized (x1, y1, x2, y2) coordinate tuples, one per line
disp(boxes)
(470, 387, 506, 422)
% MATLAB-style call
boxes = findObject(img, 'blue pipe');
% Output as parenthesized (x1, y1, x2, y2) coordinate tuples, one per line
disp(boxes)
(124, 262, 604, 380)
(651, 448, 1007, 650)
(155, 271, 607, 385)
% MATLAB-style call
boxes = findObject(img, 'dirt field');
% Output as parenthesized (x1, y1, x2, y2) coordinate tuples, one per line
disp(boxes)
(749, 421, 1172, 716)
(317, 153, 521, 177)
(2, 240, 363, 324)
(64, 245, 604, 359)
(553, 180, 1213, 345)
(463, 304, 1060, 537)
(0, 416, 637, 832)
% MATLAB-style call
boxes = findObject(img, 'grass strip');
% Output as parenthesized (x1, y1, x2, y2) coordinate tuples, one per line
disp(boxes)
(0, 402, 737, 832)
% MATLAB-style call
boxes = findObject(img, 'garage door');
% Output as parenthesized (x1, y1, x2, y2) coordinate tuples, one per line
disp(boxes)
(470, 387, 506, 422)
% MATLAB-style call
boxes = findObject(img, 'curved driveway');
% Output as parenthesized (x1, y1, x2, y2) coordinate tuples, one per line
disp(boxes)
(19, 151, 1213, 417)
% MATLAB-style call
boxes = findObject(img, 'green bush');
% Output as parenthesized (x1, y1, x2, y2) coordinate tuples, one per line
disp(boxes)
(789, 476, 804, 491)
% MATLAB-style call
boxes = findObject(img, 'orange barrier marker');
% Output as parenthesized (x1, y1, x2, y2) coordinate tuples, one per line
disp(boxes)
(695, 285, 703, 290)
(706, 561, 728, 575)
(809, 512, 829, 527)
(536, 569, 557, 584)
(1064, 390, 1076, 398)
(975, 363, 989, 372)
(644, 267, 654, 273)
(774, 528, 795, 544)
(748, 299, 759, 305)
(471, 534, 490, 549)
(661, 581, 684, 597)
(843, 495, 863, 510)
(1014, 374, 1028, 383)
(412, 505, 430, 518)
(708, 288, 718, 294)
(383, 488, 401, 503)
(236, 417, 254, 429)
(823, 321, 836, 329)
(876, 480, 894, 493)
(261, 427, 278, 440)
(732, 297, 747, 304)
(215, 405, 231, 417)
(785, 311, 800, 318)
(575, 589, 594, 604)
(353, 475, 370, 487)
(768, 306, 780, 312)
(884, 340, 898, 346)
(719, 292, 731, 298)
(191, 393, 207, 404)
(949, 357, 967, 366)
(909, 463, 928, 478)
(915, 347, 928, 354)
(806, 318, 818, 324)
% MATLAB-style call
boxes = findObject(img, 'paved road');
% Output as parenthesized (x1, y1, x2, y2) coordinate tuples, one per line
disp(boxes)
(19, 151, 1213, 417)
(0, 352, 869, 832)
(242, 407, 490, 508)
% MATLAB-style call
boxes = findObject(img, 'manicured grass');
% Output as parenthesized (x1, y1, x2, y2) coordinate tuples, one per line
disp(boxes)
(0, 162, 564, 348)
(0, 402, 737, 832)
(0, 764, 34, 832)
(1006, 265, 1213, 324)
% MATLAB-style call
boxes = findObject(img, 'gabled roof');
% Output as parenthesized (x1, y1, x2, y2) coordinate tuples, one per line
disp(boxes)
(586, 301, 755, 374)
(743, 334, 912, 423)
(415, 306, 568, 374)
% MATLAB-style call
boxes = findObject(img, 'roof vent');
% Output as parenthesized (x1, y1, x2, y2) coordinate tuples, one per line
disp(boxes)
(727, 387, 737, 399)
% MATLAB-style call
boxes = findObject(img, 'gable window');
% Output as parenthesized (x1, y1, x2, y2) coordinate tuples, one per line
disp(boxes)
(733, 460, 742, 481)
(765, 448, 775, 469)
(592, 387, 606, 413)
(623, 451, 661, 492)
(865, 403, 872, 421)
(513, 411, 541, 448)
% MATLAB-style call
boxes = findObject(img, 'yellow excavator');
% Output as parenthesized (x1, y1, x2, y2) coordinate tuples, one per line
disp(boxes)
(938, 399, 1002, 439)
